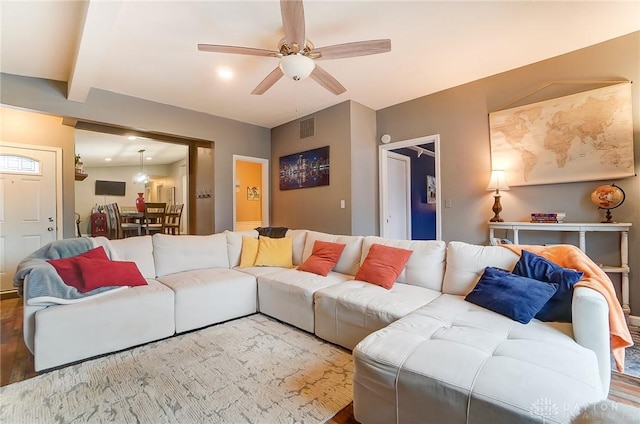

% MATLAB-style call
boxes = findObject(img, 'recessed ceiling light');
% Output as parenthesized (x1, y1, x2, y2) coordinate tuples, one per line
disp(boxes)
(146, 157, 152, 160)
(128, 136, 137, 141)
(218, 67, 234, 80)
(105, 158, 112, 162)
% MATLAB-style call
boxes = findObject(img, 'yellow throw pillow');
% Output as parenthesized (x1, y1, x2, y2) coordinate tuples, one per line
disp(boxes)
(254, 236, 293, 268)
(238, 236, 259, 268)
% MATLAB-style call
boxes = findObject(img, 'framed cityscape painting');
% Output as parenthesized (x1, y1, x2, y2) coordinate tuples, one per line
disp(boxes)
(279, 146, 330, 190)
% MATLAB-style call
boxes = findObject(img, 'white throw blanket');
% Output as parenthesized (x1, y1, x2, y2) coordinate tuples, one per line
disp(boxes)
(13, 236, 126, 306)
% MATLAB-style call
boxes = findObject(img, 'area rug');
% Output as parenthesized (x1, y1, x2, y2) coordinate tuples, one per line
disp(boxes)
(612, 326, 640, 378)
(0, 314, 354, 423)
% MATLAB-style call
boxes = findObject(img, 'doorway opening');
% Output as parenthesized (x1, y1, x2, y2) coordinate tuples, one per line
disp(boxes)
(233, 155, 269, 231)
(379, 134, 441, 240)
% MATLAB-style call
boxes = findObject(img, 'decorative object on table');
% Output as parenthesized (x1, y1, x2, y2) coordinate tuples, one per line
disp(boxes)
(74, 154, 84, 173)
(133, 149, 149, 184)
(489, 82, 634, 186)
(135, 193, 146, 213)
(486, 170, 510, 222)
(591, 183, 626, 223)
(247, 186, 260, 201)
(426, 175, 436, 204)
(279, 146, 330, 190)
(530, 212, 565, 223)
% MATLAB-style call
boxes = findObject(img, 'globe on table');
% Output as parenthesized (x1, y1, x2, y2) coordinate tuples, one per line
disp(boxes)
(590, 184, 626, 223)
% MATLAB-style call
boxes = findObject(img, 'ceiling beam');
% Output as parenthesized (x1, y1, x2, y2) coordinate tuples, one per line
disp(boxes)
(67, 0, 123, 102)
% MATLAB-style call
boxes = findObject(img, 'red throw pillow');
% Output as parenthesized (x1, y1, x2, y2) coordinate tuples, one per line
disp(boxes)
(354, 244, 413, 289)
(297, 240, 346, 276)
(77, 258, 147, 292)
(47, 247, 110, 292)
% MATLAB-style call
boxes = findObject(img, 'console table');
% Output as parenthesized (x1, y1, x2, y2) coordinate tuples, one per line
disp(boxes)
(488, 222, 632, 314)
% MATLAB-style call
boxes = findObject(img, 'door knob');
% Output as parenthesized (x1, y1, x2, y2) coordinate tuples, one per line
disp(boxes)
(47, 227, 54, 231)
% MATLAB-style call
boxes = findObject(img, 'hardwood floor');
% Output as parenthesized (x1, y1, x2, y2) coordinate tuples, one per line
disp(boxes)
(0, 297, 38, 386)
(2, 296, 638, 423)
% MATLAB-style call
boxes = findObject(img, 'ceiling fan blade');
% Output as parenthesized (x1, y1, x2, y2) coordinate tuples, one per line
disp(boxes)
(313, 39, 391, 60)
(197, 44, 279, 58)
(280, 0, 306, 52)
(310, 65, 346, 95)
(251, 66, 284, 95)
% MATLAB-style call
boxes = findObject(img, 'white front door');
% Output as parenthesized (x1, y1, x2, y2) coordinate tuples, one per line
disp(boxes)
(0, 145, 58, 292)
(385, 151, 411, 240)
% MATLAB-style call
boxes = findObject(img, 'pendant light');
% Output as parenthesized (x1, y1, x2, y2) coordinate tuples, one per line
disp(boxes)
(134, 149, 149, 184)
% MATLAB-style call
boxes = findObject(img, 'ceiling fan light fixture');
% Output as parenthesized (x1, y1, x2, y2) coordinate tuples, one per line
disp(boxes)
(279, 54, 315, 81)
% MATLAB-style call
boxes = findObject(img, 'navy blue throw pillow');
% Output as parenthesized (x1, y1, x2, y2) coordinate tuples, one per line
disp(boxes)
(465, 267, 559, 324)
(512, 250, 583, 322)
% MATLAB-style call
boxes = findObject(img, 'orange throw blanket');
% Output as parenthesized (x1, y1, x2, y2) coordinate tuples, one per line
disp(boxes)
(502, 244, 633, 372)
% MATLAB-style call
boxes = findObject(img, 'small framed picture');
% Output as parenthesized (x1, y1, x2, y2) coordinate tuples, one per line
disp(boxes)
(247, 186, 260, 201)
(427, 175, 436, 204)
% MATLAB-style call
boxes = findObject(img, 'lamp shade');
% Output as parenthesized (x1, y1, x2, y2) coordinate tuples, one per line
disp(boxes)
(279, 54, 315, 81)
(486, 170, 510, 191)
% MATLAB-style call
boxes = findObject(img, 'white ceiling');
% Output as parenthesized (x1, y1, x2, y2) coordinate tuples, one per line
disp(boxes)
(2, 0, 639, 134)
(74, 129, 188, 167)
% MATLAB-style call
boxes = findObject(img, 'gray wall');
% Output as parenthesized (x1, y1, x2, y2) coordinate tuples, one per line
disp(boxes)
(377, 32, 640, 314)
(349, 101, 378, 236)
(271, 101, 353, 234)
(270, 100, 378, 236)
(0, 73, 271, 233)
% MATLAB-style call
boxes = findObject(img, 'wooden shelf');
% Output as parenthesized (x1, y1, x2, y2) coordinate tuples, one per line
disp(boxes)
(75, 172, 88, 181)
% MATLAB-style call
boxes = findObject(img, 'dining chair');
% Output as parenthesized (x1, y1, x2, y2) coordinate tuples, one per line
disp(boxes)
(103, 203, 119, 239)
(164, 204, 184, 235)
(143, 202, 167, 235)
(115, 203, 142, 238)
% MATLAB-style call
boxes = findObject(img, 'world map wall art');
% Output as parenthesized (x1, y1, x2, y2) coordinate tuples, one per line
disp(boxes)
(489, 82, 634, 186)
(279, 146, 330, 190)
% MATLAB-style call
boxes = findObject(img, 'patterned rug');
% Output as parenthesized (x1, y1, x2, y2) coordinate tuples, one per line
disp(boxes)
(612, 326, 640, 378)
(623, 327, 640, 377)
(0, 314, 354, 423)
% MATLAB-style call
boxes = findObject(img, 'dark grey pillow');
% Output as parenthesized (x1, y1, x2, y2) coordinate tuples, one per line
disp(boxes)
(255, 227, 289, 238)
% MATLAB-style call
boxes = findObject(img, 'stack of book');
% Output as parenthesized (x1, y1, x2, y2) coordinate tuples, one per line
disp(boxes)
(530, 212, 565, 223)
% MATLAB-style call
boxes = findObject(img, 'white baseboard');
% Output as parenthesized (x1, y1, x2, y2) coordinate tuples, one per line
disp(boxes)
(628, 315, 640, 327)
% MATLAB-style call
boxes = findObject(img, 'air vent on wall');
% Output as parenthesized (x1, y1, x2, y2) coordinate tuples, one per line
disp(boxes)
(299, 117, 315, 139)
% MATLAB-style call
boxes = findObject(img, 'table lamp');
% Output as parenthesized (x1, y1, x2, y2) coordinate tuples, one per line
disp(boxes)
(486, 170, 510, 222)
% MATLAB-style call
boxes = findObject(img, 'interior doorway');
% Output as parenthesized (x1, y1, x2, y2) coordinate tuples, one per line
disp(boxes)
(379, 134, 441, 240)
(383, 151, 411, 240)
(233, 155, 269, 231)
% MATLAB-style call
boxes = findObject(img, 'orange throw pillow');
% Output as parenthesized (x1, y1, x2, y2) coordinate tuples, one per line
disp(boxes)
(354, 243, 413, 289)
(297, 240, 346, 276)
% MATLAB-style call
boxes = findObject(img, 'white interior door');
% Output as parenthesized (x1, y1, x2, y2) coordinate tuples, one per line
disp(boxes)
(0, 145, 58, 292)
(379, 134, 442, 240)
(385, 151, 411, 240)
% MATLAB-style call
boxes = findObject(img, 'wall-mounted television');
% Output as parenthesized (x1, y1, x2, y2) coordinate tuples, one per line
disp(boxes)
(95, 180, 126, 196)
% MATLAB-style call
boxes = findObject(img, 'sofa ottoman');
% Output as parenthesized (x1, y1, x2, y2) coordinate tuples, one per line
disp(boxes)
(353, 294, 604, 424)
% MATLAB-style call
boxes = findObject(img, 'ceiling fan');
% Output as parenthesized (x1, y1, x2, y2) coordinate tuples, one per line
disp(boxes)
(197, 0, 391, 95)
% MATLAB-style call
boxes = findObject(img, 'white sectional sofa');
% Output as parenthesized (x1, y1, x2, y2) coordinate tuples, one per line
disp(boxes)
(20, 229, 613, 423)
